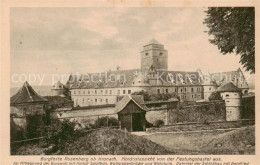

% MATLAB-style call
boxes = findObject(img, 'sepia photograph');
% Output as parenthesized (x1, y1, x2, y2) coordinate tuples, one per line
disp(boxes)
(9, 6, 255, 156)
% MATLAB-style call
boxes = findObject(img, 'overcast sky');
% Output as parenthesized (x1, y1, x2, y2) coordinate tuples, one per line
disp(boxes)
(10, 7, 253, 87)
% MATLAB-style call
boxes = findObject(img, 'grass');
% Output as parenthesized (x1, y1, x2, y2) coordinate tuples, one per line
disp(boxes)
(12, 128, 172, 155)
(61, 128, 172, 155)
(12, 126, 255, 155)
(143, 125, 255, 155)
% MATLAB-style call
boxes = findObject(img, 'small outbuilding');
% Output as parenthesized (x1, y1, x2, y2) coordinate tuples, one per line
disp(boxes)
(115, 95, 148, 132)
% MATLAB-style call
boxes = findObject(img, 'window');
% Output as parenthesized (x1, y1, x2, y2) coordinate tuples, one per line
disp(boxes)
(132, 82, 135, 85)
(192, 95, 193, 98)
(106, 99, 108, 103)
(145, 53, 149, 56)
(160, 52, 163, 56)
(123, 90, 126, 94)
(100, 99, 102, 102)
(175, 88, 177, 92)
(101, 90, 103, 94)
(110, 90, 112, 95)
(118, 90, 120, 95)
(184, 88, 186, 92)
(88, 91, 90, 94)
(181, 89, 183, 93)
(226, 94, 229, 97)
(83, 91, 85, 94)
(95, 99, 97, 102)
(128, 90, 131, 94)
(191, 88, 194, 93)
(74, 91, 76, 95)
(209, 87, 211, 91)
(105, 90, 108, 94)
(138, 81, 141, 83)
(157, 89, 160, 94)
(197, 88, 200, 92)
(95, 90, 97, 94)
(166, 89, 168, 93)
(78, 91, 80, 94)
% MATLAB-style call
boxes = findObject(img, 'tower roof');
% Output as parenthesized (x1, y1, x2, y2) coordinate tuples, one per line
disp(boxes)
(145, 38, 162, 46)
(52, 80, 65, 89)
(215, 82, 242, 92)
(10, 81, 48, 104)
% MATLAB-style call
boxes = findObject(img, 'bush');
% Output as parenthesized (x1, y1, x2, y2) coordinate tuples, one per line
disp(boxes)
(132, 90, 178, 101)
(94, 117, 119, 128)
(38, 119, 82, 154)
(209, 92, 223, 101)
(154, 120, 164, 127)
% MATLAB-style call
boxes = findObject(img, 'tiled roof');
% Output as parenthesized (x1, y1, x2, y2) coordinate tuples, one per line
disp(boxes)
(52, 80, 65, 89)
(44, 96, 73, 105)
(215, 82, 241, 92)
(209, 68, 249, 88)
(66, 68, 202, 89)
(114, 95, 148, 113)
(10, 82, 48, 104)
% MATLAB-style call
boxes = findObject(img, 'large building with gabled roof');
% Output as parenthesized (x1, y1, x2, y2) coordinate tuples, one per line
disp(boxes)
(66, 39, 249, 107)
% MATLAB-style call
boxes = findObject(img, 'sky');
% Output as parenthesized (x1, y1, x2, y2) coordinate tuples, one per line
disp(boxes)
(10, 7, 254, 87)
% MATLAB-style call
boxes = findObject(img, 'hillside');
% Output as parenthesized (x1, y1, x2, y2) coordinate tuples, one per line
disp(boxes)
(61, 129, 171, 155)
(144, 126, 255, 155)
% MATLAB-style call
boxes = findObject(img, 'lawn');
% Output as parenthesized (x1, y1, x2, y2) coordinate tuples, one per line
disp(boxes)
(143, 126, 255, 155)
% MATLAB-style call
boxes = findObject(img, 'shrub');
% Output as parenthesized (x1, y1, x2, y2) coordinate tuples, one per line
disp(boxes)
(209, 92, 223, 101)
(94, 117, 119, 128)
(154, 120, 164, 127)
(38, 119, 82, 154)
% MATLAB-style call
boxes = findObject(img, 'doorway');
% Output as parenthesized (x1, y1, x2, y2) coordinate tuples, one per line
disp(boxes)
(132, 113, 143, 131)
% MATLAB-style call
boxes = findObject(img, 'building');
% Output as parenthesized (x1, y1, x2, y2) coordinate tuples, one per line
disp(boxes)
(67, 39, 249, 107)
(210, 68, 249, 94)
(115, 95, 148, 132)
(215, 82, 242, 121)
(10, 81, 48, 138)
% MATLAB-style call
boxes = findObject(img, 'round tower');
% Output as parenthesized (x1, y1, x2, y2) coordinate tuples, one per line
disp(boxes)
(51, 80, 66, 96)
(215, 82, 242, 121)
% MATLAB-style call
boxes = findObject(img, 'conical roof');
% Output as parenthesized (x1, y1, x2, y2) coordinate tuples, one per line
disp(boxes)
(215, 82, 241, 92)
(10, 81, 48, 104)
(52, 80, 65, 89)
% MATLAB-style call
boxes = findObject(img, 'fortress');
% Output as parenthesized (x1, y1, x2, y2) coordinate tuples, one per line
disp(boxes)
(61, 39, 249, 107)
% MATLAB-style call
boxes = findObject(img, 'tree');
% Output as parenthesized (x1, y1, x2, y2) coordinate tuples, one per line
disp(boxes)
(204, 7, 255, 73)
(208, 92, 223, 101)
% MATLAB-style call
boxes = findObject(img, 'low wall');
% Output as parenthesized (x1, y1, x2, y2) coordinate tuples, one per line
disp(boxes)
(50, 106, 117, 127)
(169, 100, 226, 124)
(146, 110, 167, 125)
(146, 101, 226, 125)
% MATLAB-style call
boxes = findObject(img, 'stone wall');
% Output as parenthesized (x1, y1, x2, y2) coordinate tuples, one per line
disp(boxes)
(50, 106, 117, 127)
(170, 101, 226, 124)
(146, 100, 226, 125)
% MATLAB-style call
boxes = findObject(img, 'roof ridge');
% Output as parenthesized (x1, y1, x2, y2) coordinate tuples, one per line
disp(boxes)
(24, 82, 33, 101)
